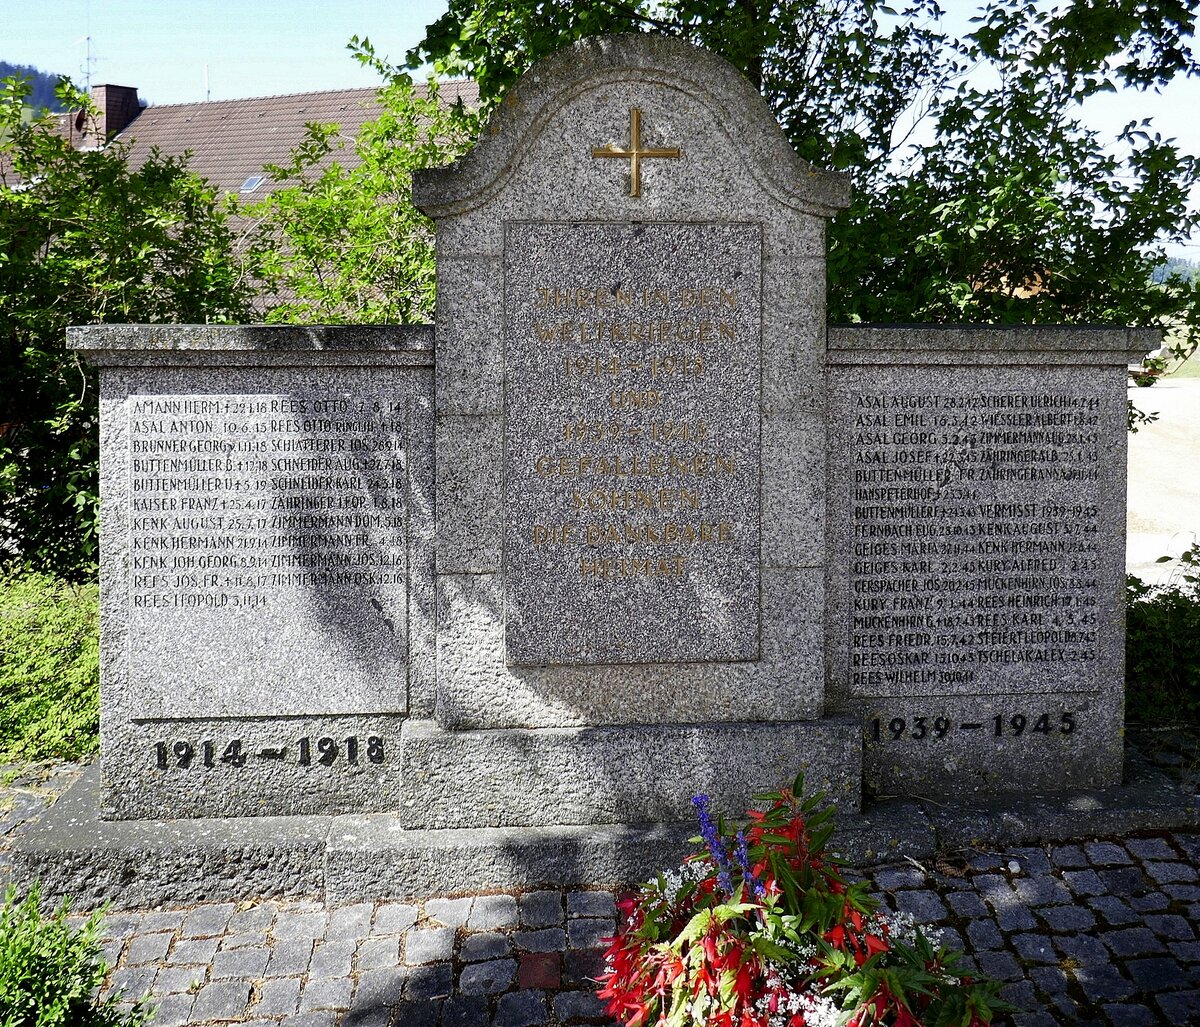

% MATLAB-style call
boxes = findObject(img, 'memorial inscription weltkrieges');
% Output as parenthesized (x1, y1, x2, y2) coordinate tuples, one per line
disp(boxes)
(504, 222, 762, 666)
(847, 389, 1103, 699)
(126, 392, 410, 717)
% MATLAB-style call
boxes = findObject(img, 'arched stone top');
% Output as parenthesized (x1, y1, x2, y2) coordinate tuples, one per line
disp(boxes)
(413, 33, 850, 219)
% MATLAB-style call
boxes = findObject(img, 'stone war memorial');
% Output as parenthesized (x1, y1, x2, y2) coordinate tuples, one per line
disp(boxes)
(15, 34, 1156, 907)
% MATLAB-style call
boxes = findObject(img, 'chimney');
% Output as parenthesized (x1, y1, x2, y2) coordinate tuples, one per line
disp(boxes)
(90, 84, 141, 140)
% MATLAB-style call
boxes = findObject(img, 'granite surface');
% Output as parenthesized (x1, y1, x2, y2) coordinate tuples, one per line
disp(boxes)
(825, 331, 1135, 794)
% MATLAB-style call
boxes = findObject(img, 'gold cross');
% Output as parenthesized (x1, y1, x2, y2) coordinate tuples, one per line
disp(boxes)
(591, 108, 681, 198)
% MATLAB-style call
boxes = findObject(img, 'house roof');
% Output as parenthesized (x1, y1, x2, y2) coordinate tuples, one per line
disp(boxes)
(111, 80, 479, 197)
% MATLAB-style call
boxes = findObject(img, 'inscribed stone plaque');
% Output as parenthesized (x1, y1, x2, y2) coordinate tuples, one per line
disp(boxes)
(504, 222, 762, 665)
(127, 391, 409, 717)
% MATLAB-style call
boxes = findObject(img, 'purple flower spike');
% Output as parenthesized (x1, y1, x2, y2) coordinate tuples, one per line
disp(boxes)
(691, 794, 734, 895)
(735, 828, 766, 900)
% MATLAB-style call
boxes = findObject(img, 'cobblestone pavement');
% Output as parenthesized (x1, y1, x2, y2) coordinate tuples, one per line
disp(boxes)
(3, 757, 1199, 1026)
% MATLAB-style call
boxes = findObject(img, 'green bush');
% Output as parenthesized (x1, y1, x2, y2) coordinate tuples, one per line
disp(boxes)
(0, 570, 99, 763)
(0, 884, 154, 1026)
(1126, 543, 1200, 724)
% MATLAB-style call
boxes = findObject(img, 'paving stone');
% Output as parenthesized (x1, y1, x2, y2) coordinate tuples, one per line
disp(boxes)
(107, 965, 156, 1000)
(1012, 1013, 1059, 1027)
(519, 951, 561, 990)
(1010, 933, 1057, 964)
(998, 979, 1037, 1011)
(463, 931, 513, 962)
(149, 992, 195, 1027)
(1008, 847, 1053, 875)
(873, 867, 927, 890)
(567, 892, 616, 919)
(974, 950, 1022, 982)
(1076, 965, 1136, 1003)
(300, 976, 354, 1011)
(229, 901, 277, 933)
(893, 889, 949, 922)
(1050, 843, 1089, 868)
(1166, 884, 1200, 901)
(1062, 869, 1105, 896)
(327, 902, 375, 937)
(256, 976, 302, 1016)
(1089, 895, 1141, 926)
(567, 917, 615, 950)
(471, 894, 520, 929)
(405, 926, 456, 964)
(1103, 927, 1167, 957)
(99, 938, 124, 968)
(1157, 990, 1200, 1020)
(125, 931, 172, 965)
(945, 890, 988, 917)
(357, 934, 400, 970)
(443, 994, 490, 1027)
(220, 930, 269, 950)
(391, 1001, 441, 1027)
(992, 902, 1038, 933)
(274, 910, 329, 939)
(281, 1013, 338, 1027)
(1102, 1003, 1160, 1027)
(427, 896, 474, 927)
(210, 945, 270, 979)
(516, 927, 566, 952)
(342, 1008, 393, 1027)
(966, 851, 1005, 871)
(1145, 860, 1199, 885)
(1054, 933, 1111, 967)
(460, 958, 517, 995)
(1145, 913, 1196, 941)
(138, 911, 186, 933)
(564, 948, 606, 987)
(1035, 903, 1096, 932)
(965, 919, 1004, 951)
(1125, 956, 1189, 991)
(166, 935, 220, 965)
(152, 965, 205, 995)
(1099, 866, 1151, 894)
(354, 966, 406, 1006)
(495, 989, 548, 1027)
(192, 979, 252, 1020)
(373, 901, 419, 935)
(405, 961, 454, 1000)
(1170, 939, 1200, 962)
(520, 890, 564, 928)
(309, 939, 356, 977)
(181, 902, 237, 937)
(266, 936, 314, 977)
(554, 991, 607, 1021)
(1130, 891, 1171, 913)
(1030, 966, 1070, 996)
(1127, 837, 1178, 860)
(1085, 841, 1133, 866)
(1012, 876, 1072, 906)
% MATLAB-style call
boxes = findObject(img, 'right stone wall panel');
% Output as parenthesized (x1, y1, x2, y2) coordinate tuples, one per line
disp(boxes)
(824, 330, 1143, 795)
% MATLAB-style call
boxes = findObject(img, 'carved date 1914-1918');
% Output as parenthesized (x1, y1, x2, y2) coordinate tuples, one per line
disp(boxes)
(154, 735, 385, 769)
(869, 712, 1076, 742)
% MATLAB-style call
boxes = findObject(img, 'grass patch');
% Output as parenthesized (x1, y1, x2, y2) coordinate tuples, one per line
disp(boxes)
(0, 570, 100, 764)
(0, 884, 155, 1025)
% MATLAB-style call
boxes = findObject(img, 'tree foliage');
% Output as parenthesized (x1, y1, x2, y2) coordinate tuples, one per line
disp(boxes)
(408, 0, 1200, 351)
(238, 39, 478, 324)
(0, 77, 251, 579)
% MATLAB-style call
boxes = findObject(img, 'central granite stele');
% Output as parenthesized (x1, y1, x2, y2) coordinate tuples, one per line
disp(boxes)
(14, 34, 1151, 906)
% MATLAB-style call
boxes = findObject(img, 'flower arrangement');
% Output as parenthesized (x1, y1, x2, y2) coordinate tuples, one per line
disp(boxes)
(598, 775, 1004, 1027)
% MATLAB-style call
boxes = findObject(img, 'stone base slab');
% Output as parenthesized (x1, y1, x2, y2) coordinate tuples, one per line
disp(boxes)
(13, 760, 1199, 910)
(394, 717, 863, 828)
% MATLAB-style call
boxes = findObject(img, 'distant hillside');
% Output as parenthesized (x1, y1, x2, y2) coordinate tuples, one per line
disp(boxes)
(1152, 256, 1199, 284)
(0, 61, 65, 111)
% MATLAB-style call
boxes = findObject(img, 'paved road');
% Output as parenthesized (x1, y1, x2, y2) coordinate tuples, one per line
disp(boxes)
(3, 759, 1199, 1026)
(1127, 377, 1200, 582)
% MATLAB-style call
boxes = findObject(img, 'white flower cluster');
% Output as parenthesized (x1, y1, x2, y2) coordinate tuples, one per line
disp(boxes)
(655, 859, 709, 905)
(751, 977, 842, 1027)
(880, 909, 942, 948)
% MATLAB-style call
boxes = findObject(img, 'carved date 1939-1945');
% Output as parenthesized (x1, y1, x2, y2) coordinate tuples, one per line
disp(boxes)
(869, 712, 1076, 742)
(153, 735, 385, 770)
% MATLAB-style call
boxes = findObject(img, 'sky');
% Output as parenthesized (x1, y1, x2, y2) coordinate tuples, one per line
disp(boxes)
(4, 0, 1198, 256)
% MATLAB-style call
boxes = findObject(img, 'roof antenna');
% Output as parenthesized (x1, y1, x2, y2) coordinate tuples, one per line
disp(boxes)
(204, 63, 210, 101)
